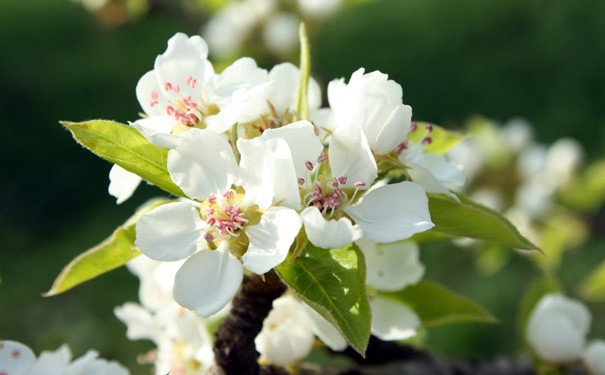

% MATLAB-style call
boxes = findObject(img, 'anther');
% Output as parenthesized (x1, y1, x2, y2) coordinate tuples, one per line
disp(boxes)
(426, 124, 434, 132)
(354, 181, 366, 187)
(298, 178, 305, 185)
(338, 176, 348, 185)
(317, 154, 327, 163)
(421, 137, 433, 145)
(410, 122, 418, 132)
(204, 233, 214, 242)
(165, 82, 172, 91)
(207, 195, 217, 203)
(305, 161, 314, 171)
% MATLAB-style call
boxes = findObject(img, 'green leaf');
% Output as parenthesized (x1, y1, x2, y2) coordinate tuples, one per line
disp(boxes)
(517, 275, 563, 339)
(45, 199, 172, 296)
(428, 193, 540, 250)
(61, 120, 185, 198)
(276, 242, 371, 355)
(578, 260, 605, 302)
(407, 122, 465, 154)
(382, 281, 498, 327)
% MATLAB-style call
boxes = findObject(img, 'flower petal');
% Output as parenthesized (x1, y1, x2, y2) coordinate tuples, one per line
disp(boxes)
(268, 62, 321, 112)
(168, 128, 238, 200)
(0, 340, 36, 375)
(135, 202, 207, 261)
(300, 303, 348, 351)
(370, 297, 420, 341)
(301, 206, 363, 249)
(130, 117, 182, 149)
(345, 181, 433, 243)
(173, 244, 243, 317)
(243, 207, 302, 274)
(329, 126, 377, 189)
(406, 160, 453, 198)
(237, 137, 300, 209)
(357, 238, 424, 291)
(373, 104, 411, 155)
(259, 120, 324, 178)
(108, 164, 142, 204)
(114, 302, 164, 344)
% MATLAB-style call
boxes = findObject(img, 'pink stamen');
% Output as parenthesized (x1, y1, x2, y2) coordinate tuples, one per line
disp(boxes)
(166, 106, 175, 116)
(204, 233, 214, 242)
(338, 176, 348, 185)
(426, 124, 434, 132)
(332, 177, 339, 188)
(354, 181, 366, 187)
(186, 75, 197, 88)
(317, 154, 327, 163)
(11, 349, 20, 358)
(173, 83, 180, 93)
(150, 90, 158, 107)
(395, 141, 408, 154)
(298, 178, 305, 185)
(223, 191, 232, 199)
(207, 195, 217, 203)
(422, 137, 433, 145)
(164, 82, 172, 92)
(305, 161, 314, 171)
(410, 122, 418, 132)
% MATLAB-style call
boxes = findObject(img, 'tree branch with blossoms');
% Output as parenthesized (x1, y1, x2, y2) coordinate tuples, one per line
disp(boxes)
(34, 25, 605, 375)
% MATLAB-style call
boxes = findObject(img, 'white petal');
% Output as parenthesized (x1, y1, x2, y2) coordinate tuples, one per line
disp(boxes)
(135, 202, 207, 261)
(259, 120, 324, 178)
(237, 137, 300, 209)
(108, 165, 142, 204)
(357, 238, 424, 291)
(329, 126, 377, 189)
(28, 345, 71, 373)
(268, 62, 321, 112)
(0, 341, 36, 375)
(406, 160, 454, 198)
(300, 303, 348, 351)
(173, 244, 243, 317)
(373, 104, 411, 155)
(168, 128, 238, 200)
(370, 297, 420, 341)
(243, 207, 302, 274)
(301, 206, 362, 249)
(136, 70, 166, 118)
(527, 294, 592, 338)
(130, 117, 182, 149)
(584, 340, 605, 375)
(213, 57, 268, 100)
(411, 153, 466, 188)
(154, 33, 214, 99)
(114, 302, 164, 344)
(345, 182, 433, 243)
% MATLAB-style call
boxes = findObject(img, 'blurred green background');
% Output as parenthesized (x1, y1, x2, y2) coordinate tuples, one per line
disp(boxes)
(1, 0, 604, 371)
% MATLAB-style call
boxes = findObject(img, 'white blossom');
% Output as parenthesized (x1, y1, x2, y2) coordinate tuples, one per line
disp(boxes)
(584, 340, 605, 375)
(526, 294, 591, 363)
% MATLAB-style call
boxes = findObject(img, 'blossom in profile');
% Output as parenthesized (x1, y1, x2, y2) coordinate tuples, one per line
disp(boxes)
(526, 293, 591, 363)
(255, 295, 347, 365)
(0, 340, 129, 375)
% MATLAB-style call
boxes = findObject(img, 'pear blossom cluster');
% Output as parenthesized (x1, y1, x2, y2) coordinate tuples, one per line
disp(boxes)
(526, 294, 605, 374)
(0, 340, 129, 375)
(113, 32, 457, 321)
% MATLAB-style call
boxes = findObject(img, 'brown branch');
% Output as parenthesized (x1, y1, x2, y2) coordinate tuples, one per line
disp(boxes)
(209, 271, 290, 375)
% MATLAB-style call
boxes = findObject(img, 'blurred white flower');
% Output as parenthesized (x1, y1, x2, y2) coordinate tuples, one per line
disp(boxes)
(297, 0, 343, 18)
(262, 13, 300, 56)
(584, 340, 605, 375)
(0, 340, 129, 375)
(526, 294, 591, 363)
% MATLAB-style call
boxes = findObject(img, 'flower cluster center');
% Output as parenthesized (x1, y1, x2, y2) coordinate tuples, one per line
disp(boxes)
(201, 190, 248, 242)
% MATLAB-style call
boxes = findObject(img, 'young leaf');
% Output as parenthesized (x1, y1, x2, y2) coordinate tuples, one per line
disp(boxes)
(61, 120, 185, 198)
(45, 199, 172, 296)
(428, 193, 540, 250)
(276, 242, 371, 355)
(407, 122, 465, 154)
(382, 281, 498, 327)
(517, 274, 563, 340)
